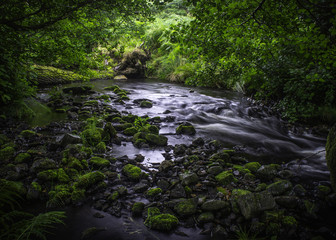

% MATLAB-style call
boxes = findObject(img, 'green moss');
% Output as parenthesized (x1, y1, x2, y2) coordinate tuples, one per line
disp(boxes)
(146, 188, 162, 198)
(111, 117, 123, 123)
(103, 122, 117, 140)
(120, 95, 130, 101)
(58, 168, 70, 183)
(282, 216, 297, 227)
(31, 181, 42, 192)
(231, 189, 251, 199)
(233, 165, 251, 174)
(95, 141, 106, 153)
(81, 128, 102, 147)
(144, 125, 159, 134)
(318, 185, 331, 195)
(97, 94, 110, 101)
(20, 130, 37, 138)
(134, 139, 147, 147)
(90, 156, 110, 169)
(256, 183, 267, 191)
(75, 171, 105, 189)
(140, 101, 153, 108)
(71, 188, 85, 202)
(55, 108, 66, 113)
(0, 134, 9, 146)
(14, 153, 31, 163)
(145, 208, 178, 231)
(184, 186, 192, 195)
(145, 133, 168, 146)
(67, 157, 87, 171)
(244, 162, 261, 173)
(132, 202, 145, 216)
(122, 114, 137, 123)
(104, 85, 119, 91)
(176, 124, 196, 135)
(37, 169, 58, 182)
(124, 127, 138, 136)
(47, 184, 71, 207)
(215, 171, 237, 185)
(197, 212, 214, 223)
(84, 100, 99, 106)
(217, 186, 229, 195)
(174, 199, 197, 217)
(108, 191, 119, 201)
(0, 146, 15, 162)
(122, 164, 142, 181)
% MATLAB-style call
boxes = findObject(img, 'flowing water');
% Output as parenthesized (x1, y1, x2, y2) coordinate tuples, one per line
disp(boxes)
(38, 78, 329, 240)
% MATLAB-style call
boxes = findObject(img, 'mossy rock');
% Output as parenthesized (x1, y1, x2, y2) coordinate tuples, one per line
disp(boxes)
(197, 212, 214, 223)
(81, 128, 102, 147)
(66, 157, 87, 171)
(233, 165, 251, 175)
(97, 94, 110, 101)
(75, 171, 105, 189)
(176, 124, 196, 135)
(122, 114, 137, 123)
(124, 127, 138, 136)
(103, 122, 117, 140)
(145, 133, 168, 146)
(47, 185, 72, 207)
(231, 189, 252, 199)
(146, 188, 162, 198)
(140, 101, 153, 108)
(0, 146, 15, 162)
(141, 125, 159, 134)
(145, 207, 178, 231)
(90, 156, 110, 169)
(132, 202, 145, 216)
(84, 100, 99, 106)
(95, 142, 106, 153)
(174, 199, 197, 217)
(122, 164, 142, 181)
(20, 130, 37, 138)
(134, 139, 147, 148)
(104, 85, 120, 91)
(326, 125, 336, 191)
(55, 109, 66, 113)
(244, 162, 261, 173)
(37, 169, 58, 182)
(215, 171, 237, 185)
(266, 180, 293, 196)
(0, 134, 9, 146)
(71, 188, 85, 203)
(108, 191, 119, 201)
(57, 168, 70, 183)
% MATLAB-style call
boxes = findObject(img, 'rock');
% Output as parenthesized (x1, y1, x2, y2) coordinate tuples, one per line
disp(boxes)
(207, 166, 224, 176)
(192, 137, 205, 146)
(236, 191, 276, 219)
(197, 212, 214, 223)
(89, 156, 110, 169)
(146, 188, 163, 198)
(114, 75, 127, 80)
(201, 200, 229, 211)
(134, 154, 145, 162)
(266, 180, 293, 196)
(174, 199, 197, 217)
(256, 164, 280, 181)
(176, 124, 196, 135)
(103, 122, 117, 140)
(123, 127, 138, 136)
(20, 130, 37, 139)
(145, 134, 167, 146)
(95, 142, 106, 153)
(170, 183, 186, 199)
(30, 158, 57, 173)
(132, 202, 145, 216)
(180, 172, 199, 186)
(244, 162, 261, 173)
(157, 179, 170, 191)
(326, 125, 336, 191)
(0, 146, 15, 162)
(215, 171, 237, 185)
(14, 153, 31, 163)
(144, 207, 179, 231)
(275, 196, 299, 209)
(159, 160, 174, 172)
(292, 184, 306, 197)
(60, 133, 82, 147)
(134, 182, 149, 193)
(174, 144, 186, 155)
(81, 128, 102, 147)
(122, 164, 142, 181)
(74, 171, 105, 189)
(27, 182, 42, 200)
(140, 101, 153, 108)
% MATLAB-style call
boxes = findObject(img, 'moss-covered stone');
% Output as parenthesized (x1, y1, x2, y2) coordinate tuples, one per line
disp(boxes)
(197, 212, 214, 223)
(95, 142, 106, 153)
(47, 185, 71, 207)
(231, 189, 252, 199)
(0, 146, 15, 162)
(326, 125, 336, 191)
(256, 164, 280, 181)
(176, 124, 196, 135)
(244, 162, 261, 173)
(282, 215, 297, 227)
(108, 191, 119, 201)
(256, 183, 267, 191)
(90, 156, 110, 169)
(174, 199, 197, 217)
(81, 128, 102, 147)
(140, 101, 153, 108)
(134, 139, 147, 148)
(233, 165, 251, 174)
(124, 127, 138, 136)
(66, 156, 87, 171)
(37, 169, 58, 182)
(266, 180, 293, 196)
(132, 202, 145, 216)
(97, 94, 110, 101)
(146, 188, 162, 198)
(20, 130, 37, 138)
(145, 133, 168, 146)
(55, 108, 66, 113)
(318, 185, 332, 197)
(104, 85, 119, 91)
(215, 171, 237, 185)
(122, 164, 142, 181)
(75, 171, 105, 189)
(71, 188, 85, 203)
(145, 208, 178, 231)
(57, 168, 70, 183)
(84, 100, 99, 106)
(103, 122, 117, 140)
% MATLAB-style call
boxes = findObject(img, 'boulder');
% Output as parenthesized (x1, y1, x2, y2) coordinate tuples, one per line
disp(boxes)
(266, 180, 293, 196)
(174, 198, 197, 217)
(236, 190, 276, 219)
(60, 133, 82, 147)
(180, 172, 199, 186)
(201, 200, 229, 211)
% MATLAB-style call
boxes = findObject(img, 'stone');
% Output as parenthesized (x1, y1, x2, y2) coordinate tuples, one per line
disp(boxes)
(146, 188, 163, 198)
(244, 162, 261, 173)
(62, 86, 92, 95)
(174, 198, 197, 217)
(132, 202, 145, 216)
(256, 164, 280, 181)
(274, 196, 299, 209)
(173, 144, 186, 155)
(180, 172, 199, 186)
(20, 130, 37, 139)
(0, 146, 15, 162)
(157, 179, 170, 191)
(192, 137, 205, 146)
(170, 183, 186, 198)
(326, 124, 336, 191)
(123, 127, 138, 136)
(236, 190, 276, 219)
(215, 171, 237, 185)
(122, 164, 142, 181)
(89, 156, 110, 169)
(30, 158, 57, 173)
(74, 171, 105, 189)
(145, 134, 168, 146)
(207, 166, 224, 176)
(176, 124, 196, 135)
(134, 182, 149, 193)
(14, 153, 31, 163)
(201, 200, 229, 211)
(140, 101, 153, 108)
(266, 180, 293, 196)
(197, 212, 214, 223)
(159, 160, 174, 171)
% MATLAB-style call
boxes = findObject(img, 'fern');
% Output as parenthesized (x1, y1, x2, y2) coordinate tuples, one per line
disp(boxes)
(15, 211, 66, 240)
(0, 180, 22, 211)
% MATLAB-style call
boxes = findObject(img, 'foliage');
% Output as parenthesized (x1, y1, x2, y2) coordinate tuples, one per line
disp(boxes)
(0, 180, 66, 240)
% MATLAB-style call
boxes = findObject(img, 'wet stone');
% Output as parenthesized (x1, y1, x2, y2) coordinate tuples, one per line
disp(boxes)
(180, 172, 199, 186)
(170, 183, 186, 199)
(207, 166, 224, 176)
(133, 182, 149, 193)
(201, 200, 229, 211)
(275, 196, 299, 209)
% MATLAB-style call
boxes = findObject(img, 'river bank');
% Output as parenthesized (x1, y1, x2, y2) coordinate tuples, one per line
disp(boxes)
(0, 78, 335, 240)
